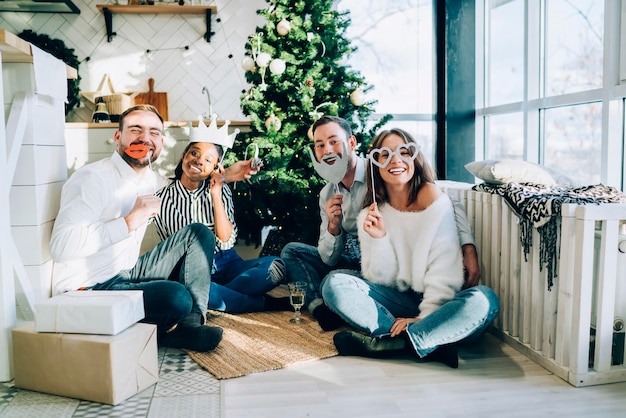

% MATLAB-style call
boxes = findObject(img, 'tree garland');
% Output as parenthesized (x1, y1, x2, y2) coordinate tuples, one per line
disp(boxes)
(18, 30, 81, 116)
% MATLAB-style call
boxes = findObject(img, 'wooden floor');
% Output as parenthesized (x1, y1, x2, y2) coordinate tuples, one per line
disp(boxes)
(222, 332, 626, 418)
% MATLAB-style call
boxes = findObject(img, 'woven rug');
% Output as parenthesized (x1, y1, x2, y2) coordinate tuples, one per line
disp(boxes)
(185, 310, 339, 379)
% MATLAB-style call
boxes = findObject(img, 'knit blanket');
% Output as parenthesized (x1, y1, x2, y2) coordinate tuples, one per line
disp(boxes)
(473, 183, 626, 290)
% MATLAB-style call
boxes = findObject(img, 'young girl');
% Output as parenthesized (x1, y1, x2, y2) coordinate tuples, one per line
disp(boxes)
(154, 140, 290, 313)
(321, 128, 497, 368)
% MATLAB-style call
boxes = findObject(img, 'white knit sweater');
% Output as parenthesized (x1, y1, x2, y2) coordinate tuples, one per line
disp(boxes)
(357, 195, 464, 318)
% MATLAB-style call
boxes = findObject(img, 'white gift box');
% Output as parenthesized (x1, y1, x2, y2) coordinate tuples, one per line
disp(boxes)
(34, 290, 145, 335)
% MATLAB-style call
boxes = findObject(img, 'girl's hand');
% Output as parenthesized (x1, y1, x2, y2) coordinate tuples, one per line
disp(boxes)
(362, 202, 385, 239)
(390, 317, 421, 337)
(210, 163, 225, 197)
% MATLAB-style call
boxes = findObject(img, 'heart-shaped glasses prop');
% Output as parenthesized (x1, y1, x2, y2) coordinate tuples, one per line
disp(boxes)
(367, 142, 420, 203)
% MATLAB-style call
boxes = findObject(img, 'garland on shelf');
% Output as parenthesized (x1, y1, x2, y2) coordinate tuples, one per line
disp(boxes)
(18, 30, 81, 116)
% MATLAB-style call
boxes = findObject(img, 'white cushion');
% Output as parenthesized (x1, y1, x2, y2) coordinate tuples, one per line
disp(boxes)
(465, 159, 576, 186)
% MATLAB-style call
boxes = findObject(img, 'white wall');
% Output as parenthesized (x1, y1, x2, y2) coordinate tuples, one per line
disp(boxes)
(0, 0, 266, 122)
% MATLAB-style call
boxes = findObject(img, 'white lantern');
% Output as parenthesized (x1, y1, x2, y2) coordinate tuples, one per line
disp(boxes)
(241, 56, 255, 71)
(269, 58, 286, 75)
(256, 52, 272, 68)
(277, 19, 292, 36)
(350, 88, 365, 106)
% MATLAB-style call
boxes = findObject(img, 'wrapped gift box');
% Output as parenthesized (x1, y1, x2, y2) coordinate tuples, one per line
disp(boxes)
(12, 322, 158, 405)
(34, 290, 144, 335)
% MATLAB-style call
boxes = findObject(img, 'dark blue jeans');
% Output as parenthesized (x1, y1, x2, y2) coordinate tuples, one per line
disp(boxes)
(208, 248, 283, 313)
(91, 223, 215, 333)
(321, 270, 500, 357)
(280, 242, 360, 314)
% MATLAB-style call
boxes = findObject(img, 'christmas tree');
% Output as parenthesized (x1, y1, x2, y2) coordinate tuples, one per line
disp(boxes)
(231, 0, 391, 254)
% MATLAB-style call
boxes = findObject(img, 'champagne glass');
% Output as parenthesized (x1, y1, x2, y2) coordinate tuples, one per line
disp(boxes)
(288, 281, 306, 324)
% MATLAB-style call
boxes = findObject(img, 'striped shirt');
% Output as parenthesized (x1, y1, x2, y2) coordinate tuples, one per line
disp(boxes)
(154, 179, 237, 251)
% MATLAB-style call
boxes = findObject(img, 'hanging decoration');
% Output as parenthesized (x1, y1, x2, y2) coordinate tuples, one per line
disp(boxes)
(241, 56, 255, 71)
(276, 19, 292, 36)
(307, 32, 326, 57)
(248, 33, 271, 91)
(265, 114, 282, 131)
(350, 88, 365, 106)
(269, 58, 286, 75)
(308, 101, 338, 122)
(256, 52, 272, 68)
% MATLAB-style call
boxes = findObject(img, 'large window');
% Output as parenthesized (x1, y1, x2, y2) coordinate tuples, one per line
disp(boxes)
(485, 112, 524, 159)
(545, 1, 603, 96)
(487, 0, 524, 106)
(544, 103, 602, 184)
(336, 0, 435, 164)
(479, 0, 615, 187)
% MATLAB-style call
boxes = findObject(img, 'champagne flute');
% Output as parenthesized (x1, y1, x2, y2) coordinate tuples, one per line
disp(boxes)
(288, 281, 306, 324)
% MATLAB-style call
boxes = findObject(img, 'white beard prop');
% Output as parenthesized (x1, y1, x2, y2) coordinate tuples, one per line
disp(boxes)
(307, 142, 349, 186)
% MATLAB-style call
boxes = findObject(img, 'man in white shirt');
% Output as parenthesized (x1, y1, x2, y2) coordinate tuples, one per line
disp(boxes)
(50, 105, 257, 352)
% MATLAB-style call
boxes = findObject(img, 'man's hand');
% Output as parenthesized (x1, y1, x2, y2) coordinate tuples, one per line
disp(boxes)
(325, 194, 343, 235)
(223, 158, 260, 183)
(125, 194, 161, 232)
(461, 244, 481, 289)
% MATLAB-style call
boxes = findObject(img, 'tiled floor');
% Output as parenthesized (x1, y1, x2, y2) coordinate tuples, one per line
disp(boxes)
(0, 348, 221, 418)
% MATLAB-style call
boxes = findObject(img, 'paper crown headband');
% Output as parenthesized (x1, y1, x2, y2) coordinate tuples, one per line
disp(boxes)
(188, 115, 239, 149)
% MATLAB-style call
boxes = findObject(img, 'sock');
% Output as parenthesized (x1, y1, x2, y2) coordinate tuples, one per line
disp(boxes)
(313, 304, 346, 331)
(263, 295, 292, 311)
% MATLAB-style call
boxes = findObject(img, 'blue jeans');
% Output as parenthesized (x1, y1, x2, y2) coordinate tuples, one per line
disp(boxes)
(208, 248, 284, 313)
(91, 223, 215, 333)
(280, 242, 360, 313)
(321, 269, 500, 357)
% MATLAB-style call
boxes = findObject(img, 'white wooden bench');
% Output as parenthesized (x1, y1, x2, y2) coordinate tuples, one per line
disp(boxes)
(442, 184, 626, 387)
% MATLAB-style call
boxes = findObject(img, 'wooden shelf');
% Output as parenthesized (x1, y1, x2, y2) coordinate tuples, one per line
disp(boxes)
(96, 4, 217, 43)
(96, 4, 216, 15)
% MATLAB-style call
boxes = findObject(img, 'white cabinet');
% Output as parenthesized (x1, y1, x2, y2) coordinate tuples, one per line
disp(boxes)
(64, 124, 117, 175)
(0, 29, 77, 382)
